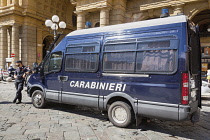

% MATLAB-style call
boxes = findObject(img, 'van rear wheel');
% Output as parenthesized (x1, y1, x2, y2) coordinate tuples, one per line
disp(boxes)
(32, 90, 46, 108)
(108, 101, 134, 128)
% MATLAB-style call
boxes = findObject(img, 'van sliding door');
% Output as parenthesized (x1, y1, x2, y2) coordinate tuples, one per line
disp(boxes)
(61, 40, 101, 108)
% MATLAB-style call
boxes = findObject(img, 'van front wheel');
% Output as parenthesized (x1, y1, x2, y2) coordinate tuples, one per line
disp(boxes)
(32, 90, 46, 108)
(108, 101, 134, 128)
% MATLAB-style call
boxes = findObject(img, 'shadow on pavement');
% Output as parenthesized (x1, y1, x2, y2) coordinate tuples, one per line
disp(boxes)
(30, 102, 210, 140)
(37, 102, 210, 140)
(131, 120, 198, 139)
(0, 101, 13, 104)
(202, 103, 210, 107)
(0, 101, 32, 104)
(202, 96, 210, 100)
(44, 103, 108, 121)
(23, 102, 32, 104)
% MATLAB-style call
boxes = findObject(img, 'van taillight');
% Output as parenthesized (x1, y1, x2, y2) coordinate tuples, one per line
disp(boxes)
(181, 73, 189, 105)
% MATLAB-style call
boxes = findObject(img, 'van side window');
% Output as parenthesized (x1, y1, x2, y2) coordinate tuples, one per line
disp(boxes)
(137, 41, 170, 49)
(104, 52, 135, 72)
(44, 52, 63, 74)
(136, 50, 175, 72)
(65, 43, 100, 72)
(103, 38, 178, 74)
(48, 52, 63, 71)
(103, 42, 136, 73)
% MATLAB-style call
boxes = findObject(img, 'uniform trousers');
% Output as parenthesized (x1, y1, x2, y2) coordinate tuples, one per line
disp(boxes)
(14, 82, 24, 102)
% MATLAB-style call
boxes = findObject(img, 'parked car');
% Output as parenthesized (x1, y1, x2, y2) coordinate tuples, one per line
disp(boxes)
(0, 69, 9, 81)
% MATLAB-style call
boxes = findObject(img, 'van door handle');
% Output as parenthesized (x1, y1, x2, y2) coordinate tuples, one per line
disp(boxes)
(58, 76, 68, 82)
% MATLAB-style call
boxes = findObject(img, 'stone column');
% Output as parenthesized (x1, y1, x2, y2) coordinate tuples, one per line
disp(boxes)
(21, 25, 37, 66)
(75, 11, 86, 30)
(36, 28, 43, 64)
(1, 0, 7, 6)
(173, 4, 184, 15)
(7, 0, 11, 5)
(110, 0, 126, 25)
(12, 0, 19, 5)
(100, 8, 110, 27)
(0, 26, 8, 69)
(11, 24, 20, 66)
(7, 27, 12, 58)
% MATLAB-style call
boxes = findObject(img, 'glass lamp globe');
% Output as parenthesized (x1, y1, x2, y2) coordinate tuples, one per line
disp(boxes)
(59, 21, 66, 29)
(45, 19, 53, 27)
(52, 15, 59, 22)
(51, 23, 58, 30)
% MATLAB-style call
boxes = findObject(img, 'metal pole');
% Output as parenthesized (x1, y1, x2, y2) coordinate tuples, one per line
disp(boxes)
(53, 25, 56, 47)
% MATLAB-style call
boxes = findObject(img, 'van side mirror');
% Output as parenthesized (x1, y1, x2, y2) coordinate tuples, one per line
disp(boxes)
(33, 62, 38, 69)
(32, 62, 39, 73)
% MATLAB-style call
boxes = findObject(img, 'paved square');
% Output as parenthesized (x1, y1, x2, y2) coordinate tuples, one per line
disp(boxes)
(0, 81, 210, 140)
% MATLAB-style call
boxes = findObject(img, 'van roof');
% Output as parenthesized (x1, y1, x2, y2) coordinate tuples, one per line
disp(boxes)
(67, 15, 187, 37)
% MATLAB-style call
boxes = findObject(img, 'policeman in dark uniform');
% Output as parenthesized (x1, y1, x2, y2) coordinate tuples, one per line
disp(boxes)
(13, 60, 28, 104)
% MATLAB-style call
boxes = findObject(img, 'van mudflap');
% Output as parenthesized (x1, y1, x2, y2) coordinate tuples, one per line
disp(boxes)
(191, 108, 200, 123)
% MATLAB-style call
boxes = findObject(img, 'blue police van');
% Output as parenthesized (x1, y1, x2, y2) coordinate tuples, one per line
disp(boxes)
(27, 15, 201, 127)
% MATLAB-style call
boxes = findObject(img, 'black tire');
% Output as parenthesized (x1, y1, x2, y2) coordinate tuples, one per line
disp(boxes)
(2, 76, 6, 81)
(108, 101, 134, 128)
(32, 90, 46, 108)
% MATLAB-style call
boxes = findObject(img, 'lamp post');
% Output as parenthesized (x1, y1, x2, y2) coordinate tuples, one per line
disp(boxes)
(45, 15, 66, 40)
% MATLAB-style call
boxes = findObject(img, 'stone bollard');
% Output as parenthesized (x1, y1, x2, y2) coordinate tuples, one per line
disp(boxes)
(6, 77, 12, 82)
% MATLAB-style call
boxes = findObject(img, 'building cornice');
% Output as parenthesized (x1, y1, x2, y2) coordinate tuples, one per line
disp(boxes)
(75, 0, 112, 12)
(70, 0, 77, 5)
(0, 4, 24, 14)
(140, 0, 200, 11)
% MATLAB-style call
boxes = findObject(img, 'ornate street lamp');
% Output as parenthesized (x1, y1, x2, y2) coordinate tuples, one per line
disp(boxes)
(45, 15, 66, 40)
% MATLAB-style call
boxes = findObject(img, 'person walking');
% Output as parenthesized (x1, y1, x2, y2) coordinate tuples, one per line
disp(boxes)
(13, 60, 28, 104)
(8, 64, 16, 78)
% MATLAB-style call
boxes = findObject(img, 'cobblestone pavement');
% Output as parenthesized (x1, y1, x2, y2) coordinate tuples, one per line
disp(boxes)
(0, 81, 210, 140)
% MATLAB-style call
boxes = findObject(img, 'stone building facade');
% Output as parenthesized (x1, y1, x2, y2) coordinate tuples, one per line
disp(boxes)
(70, 0, 210, 71)
(71, 0, 210, 28)
(1, 0, 210, 69)
(0, 0, 75, 69)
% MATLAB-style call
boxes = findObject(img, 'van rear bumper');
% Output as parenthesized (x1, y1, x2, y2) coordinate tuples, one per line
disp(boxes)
(179, 101, 199, 121)
(137, 100, 199, 121)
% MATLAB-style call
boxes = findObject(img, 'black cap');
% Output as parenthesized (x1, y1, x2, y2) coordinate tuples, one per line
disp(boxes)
(15, 60, 22, 63)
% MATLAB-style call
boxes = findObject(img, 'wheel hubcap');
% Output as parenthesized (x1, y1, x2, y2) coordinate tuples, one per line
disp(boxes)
(112, 106, 127, 124)
(34, 94, 42, 106)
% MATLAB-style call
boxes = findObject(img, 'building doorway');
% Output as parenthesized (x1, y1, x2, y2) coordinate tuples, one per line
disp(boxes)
(94, 22, 100, 27)
(42, 35, 54, 59)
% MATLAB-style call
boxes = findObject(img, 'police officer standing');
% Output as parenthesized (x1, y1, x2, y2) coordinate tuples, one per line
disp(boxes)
(13, 60, 28, 104)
